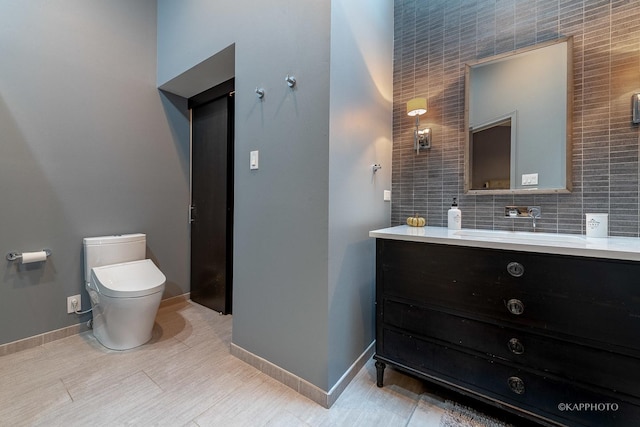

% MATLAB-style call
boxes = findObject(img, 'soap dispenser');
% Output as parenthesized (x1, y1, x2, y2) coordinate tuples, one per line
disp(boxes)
(448, 198, 461, 230)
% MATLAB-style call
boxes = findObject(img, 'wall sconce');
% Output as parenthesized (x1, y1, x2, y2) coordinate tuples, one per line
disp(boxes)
(407, 97, 431, 154)
(633, 93, 640, 124)
(416, 128, 431, 149)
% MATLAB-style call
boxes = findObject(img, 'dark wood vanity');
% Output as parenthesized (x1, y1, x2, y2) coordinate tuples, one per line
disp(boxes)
(373, 231, 640, 426)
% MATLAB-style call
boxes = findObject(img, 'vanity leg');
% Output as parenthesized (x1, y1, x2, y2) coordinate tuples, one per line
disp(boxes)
(375, 360, 386, 387)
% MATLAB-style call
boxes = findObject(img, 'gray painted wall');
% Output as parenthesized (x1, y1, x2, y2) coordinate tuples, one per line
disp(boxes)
(158, 0, 331, 391)
(157, 0, 393, 391)
(328, 0, 393, 389)
(0, 0, 190, 345)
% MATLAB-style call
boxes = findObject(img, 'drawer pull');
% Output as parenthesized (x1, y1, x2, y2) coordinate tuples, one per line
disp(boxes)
(508, 376, 526, 395)
(506, 299, 525, 315)
(508, 338, 525, 355)
(507, 262, 525, 277)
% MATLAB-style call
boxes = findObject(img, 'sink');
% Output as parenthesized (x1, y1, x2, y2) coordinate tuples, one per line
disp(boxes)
(453, 229, 586, 245)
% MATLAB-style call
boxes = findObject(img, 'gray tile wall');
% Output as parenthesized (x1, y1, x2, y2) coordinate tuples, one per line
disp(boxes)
(392, 0, 640, 236)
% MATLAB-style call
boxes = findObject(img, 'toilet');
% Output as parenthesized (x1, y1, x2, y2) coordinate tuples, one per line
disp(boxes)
(83, 233, 166, 350)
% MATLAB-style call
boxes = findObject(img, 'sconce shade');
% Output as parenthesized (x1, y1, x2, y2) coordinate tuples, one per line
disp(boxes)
(407, 97, 427, 116)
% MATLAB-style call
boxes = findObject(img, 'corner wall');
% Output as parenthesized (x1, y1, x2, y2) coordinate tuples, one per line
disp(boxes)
(328, 0, 393, 389)
(157, 0, 393, 395)
(158, 0, 333, 390)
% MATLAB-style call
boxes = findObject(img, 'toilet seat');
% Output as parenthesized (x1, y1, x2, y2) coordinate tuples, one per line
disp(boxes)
(90, 259, 166, 298)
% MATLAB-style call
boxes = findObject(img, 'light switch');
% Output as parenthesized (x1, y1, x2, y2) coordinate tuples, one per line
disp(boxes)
(383, 190, 391, 202)
(250, 150, 259, 170)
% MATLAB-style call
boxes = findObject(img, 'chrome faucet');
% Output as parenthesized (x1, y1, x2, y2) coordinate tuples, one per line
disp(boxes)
(504, 206, 541, 230)
(528, 206, 541, 229)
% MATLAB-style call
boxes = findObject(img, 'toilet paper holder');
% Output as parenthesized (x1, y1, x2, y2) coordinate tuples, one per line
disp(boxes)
(6, 249, 52, 262)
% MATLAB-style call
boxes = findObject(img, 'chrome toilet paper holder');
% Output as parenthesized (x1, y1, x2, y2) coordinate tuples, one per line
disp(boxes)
(6, 249, 52, 262)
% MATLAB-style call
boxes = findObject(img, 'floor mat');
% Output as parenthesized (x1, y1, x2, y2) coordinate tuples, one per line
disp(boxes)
(408, 393, 513, 427)
(439, 400, 512, 427)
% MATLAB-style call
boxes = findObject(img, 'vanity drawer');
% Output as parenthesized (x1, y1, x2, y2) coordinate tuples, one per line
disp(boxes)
(378, 239, 640, 306)
(377, 239, 640, 350)
(379, 328, 640, 427)
(381, 299, 640, 398)
(491, 249, 640, 310)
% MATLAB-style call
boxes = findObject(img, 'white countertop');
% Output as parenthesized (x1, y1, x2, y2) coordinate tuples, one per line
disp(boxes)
(369, 225, 640, 261)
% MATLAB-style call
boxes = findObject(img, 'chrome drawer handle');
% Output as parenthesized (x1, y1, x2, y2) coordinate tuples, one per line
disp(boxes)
(506, 298, 525, 315)
(508, 338, 525, 355)
(507, 262, 525, 277)
(508, 376, 526, 395)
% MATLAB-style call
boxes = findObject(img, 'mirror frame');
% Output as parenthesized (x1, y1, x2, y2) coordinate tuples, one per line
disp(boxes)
(464, 36, 573, 195)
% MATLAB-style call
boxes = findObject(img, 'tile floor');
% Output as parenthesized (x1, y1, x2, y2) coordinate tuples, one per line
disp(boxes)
(0, 300, 525, 426)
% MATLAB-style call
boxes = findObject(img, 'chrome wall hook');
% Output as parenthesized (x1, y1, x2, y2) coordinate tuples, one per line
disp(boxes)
(255, 87, 265, 99)
(285, 75, 297, 88)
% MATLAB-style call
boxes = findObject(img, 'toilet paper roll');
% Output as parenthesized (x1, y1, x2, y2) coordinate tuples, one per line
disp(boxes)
(21, 251, 48, 264)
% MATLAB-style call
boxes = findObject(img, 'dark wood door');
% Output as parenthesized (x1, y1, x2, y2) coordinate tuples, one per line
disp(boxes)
(190, 88, 234, 314)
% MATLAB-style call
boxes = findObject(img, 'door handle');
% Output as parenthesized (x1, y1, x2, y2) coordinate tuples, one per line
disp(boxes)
(189, 205, 196, 223)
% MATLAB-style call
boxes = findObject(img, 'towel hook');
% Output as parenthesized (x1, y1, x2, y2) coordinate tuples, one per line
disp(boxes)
(285, 74, 297, 88)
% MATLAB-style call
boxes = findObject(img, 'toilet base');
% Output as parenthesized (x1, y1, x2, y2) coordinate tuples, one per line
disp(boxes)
(88, 287, 164, 351)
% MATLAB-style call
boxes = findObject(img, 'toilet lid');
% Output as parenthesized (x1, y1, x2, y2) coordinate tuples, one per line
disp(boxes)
(91, 259, 166, 298)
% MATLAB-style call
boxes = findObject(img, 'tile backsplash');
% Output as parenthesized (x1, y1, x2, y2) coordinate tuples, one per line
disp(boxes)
(392, 0, 640, 236)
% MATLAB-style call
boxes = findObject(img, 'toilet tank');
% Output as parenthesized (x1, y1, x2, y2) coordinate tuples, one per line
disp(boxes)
(83, 234, 146, 283)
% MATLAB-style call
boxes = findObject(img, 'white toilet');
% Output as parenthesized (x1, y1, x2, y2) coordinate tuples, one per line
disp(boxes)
(83, 233, 166, 350)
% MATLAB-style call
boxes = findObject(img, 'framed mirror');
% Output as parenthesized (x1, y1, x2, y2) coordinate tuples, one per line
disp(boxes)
(464, 37, 573, 194)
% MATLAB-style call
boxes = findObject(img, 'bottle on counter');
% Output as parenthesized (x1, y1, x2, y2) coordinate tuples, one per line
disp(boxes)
(448, 198, 461, 230)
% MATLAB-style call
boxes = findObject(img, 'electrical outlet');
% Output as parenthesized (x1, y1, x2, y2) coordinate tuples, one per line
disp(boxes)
(67, 294, 81, 314)
(521, 173, 539, 186)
